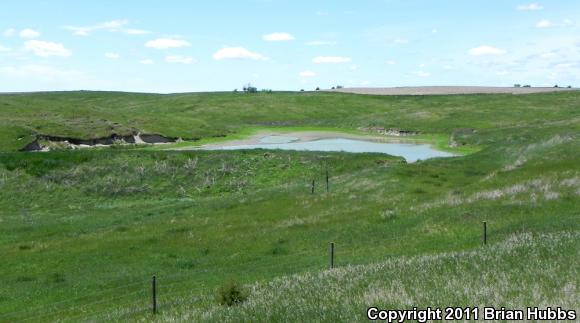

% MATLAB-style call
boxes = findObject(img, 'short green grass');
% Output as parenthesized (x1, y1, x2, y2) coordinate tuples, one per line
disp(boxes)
(1, 91, 579, 151)
(0, 91, 578, 322)
(149, 231, 579, 322)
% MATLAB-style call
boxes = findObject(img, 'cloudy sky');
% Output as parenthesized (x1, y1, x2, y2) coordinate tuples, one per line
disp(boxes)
(0, 0, 579, 93)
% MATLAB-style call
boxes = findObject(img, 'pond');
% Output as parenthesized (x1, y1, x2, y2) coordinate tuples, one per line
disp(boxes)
(200, 135, 455, 162)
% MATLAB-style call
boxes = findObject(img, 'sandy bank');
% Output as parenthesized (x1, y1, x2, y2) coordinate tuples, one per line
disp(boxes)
(176, 130, 418, 150)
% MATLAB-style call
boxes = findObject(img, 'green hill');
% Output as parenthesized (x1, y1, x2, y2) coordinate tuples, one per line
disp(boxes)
(0, 91, 578, 321)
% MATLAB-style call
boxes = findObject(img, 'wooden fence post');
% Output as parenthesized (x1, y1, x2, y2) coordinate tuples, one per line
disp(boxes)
(483, 221, 487, 245)
(329, 242, 335, 269)
(152, 275, 157, 314)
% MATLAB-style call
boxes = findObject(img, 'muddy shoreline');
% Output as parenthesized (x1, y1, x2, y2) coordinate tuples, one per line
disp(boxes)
(177, 130, 424, 150)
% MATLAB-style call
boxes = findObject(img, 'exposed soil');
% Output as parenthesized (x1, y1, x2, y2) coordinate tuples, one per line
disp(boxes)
(20, 133, 179, 151)
(329, 86, 578, 96)
(177, 130, 423, 151)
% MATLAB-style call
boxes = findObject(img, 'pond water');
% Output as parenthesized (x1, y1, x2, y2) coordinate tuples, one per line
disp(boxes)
(202, 135, 455, 162)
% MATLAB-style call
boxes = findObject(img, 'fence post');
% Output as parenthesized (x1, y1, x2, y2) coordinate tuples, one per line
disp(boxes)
(311, 180, 315, 194)
(152, 275, 157, 314)
(483, 221, 487, 245)
(326, 169, 329, 192)
(329, 242, 335, 269)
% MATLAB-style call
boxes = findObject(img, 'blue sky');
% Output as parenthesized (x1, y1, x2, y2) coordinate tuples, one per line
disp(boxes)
(1, 0, 579, 93)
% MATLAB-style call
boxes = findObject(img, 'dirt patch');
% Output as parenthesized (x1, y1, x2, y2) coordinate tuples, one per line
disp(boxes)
(177, 130, 420, 151)
(359, 127, 419, 137)
(329, 86, 578, 96)
(20, 133, 179, 151)
(139, 134, 176, 144)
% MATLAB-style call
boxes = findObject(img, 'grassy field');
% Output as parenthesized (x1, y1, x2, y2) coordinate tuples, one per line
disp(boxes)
(1, 90, 579, 151)
(150, 231, 579, 322)
(0, 91, 578, 322)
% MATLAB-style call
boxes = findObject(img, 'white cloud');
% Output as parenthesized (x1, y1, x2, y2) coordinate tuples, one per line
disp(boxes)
(0, 45, 11, 52)
(394, 38, 409, 44)
(312, 56, 351, 63)
(413, 71, 431, 77)
(496, 70, 509, 75)
(537, 19, 574, 28)
(213, 47, 267, 60)
(19, 28, 40, 39)
(125, 29, 150, 35)
(554, 63, 575, 69)
(306, 40, 336, 46)
(140, 59, 154, 64)
(145, 38, 191, 49)
(517, 3, 543, 11)
(432, 29, 438, 33)
(536, 19, 553, 28)
(539, 51, 557, 59)
(468, 45, 507, 56)
(24, 40, 71, 57)
(105, 52, 120, 59)
(263, 32, 295, 41)
(165, 55, 195, 64)
(3, 28, 16, 37)
(299, 70, 316, 77)
(387, 60, 396, 65)
(64, 19, 129, 36)
(0, 64, 81, 81)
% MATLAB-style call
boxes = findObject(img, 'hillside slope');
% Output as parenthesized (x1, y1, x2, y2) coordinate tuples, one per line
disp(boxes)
(1, 91, 579, 151)
(0, 91, 578, 321)
(149, 231, 579, 322)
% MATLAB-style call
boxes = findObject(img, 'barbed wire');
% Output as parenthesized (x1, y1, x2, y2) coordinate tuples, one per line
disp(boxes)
(3, 228, 577, 321)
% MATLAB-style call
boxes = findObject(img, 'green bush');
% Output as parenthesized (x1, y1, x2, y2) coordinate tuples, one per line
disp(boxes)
(216, 280, 248, 306)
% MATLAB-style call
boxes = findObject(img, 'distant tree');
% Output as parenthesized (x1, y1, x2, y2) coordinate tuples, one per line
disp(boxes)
(331, 86, 336, 90)
(554, 84, 559, 88)
(316, 87, 320, 91)
(233, 89, 238, 93)
(336, 85, 344, 89)
(523, 84, 531, 88)
(300, 89, 305, 92)
(514, 84, 521, 88)
(567, 85, 572, 88)
(243, 83, 257, 93)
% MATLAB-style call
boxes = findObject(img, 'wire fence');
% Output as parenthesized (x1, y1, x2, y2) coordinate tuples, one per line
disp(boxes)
(4, 222, 575, 322)
(1, 176, 577, 323)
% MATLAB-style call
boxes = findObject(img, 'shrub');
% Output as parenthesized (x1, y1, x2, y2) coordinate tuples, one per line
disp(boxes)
(242, 83, 257, 93)
(216, 280, 248, 306)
